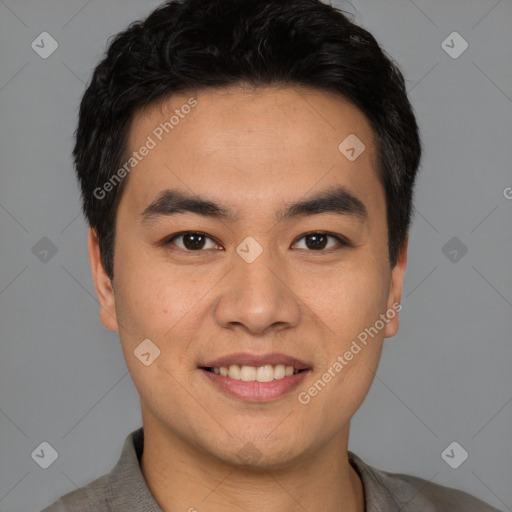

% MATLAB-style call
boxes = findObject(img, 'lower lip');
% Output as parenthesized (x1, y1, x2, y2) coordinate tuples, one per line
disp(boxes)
(200, 368, 310, 402)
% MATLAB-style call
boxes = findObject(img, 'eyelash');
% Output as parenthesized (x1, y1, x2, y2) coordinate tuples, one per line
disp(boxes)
(163, 231, 350, 253)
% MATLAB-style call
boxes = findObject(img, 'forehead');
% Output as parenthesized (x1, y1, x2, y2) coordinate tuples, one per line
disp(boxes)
(120, 84, 382, 219)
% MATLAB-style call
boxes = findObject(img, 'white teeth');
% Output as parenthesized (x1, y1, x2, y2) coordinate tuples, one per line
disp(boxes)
(228, 364, 241, 380)
(256, 365, 274, 382)
(240, 365, 256, 381)
(273, 364, 286, 379)
(212, 363, 301, 382)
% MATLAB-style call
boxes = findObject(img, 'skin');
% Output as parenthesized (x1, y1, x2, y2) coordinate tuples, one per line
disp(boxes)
(88, 83, 407, 512)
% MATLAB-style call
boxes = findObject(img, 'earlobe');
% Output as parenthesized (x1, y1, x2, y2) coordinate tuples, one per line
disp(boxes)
(384, 235, 408, 339)
(87, 228, 119, 332)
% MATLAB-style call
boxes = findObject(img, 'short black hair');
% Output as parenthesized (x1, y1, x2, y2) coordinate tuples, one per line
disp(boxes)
(74, 0, 422, 281)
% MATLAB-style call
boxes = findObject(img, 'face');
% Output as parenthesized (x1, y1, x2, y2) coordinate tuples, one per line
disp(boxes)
(89, 84, 407, 468)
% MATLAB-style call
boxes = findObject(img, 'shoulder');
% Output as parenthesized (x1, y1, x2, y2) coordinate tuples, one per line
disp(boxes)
(40, 473, 111, 512)
(379, 470, 502, 512)
(40, 427, 150, 512)
(348, 451, 502, 512)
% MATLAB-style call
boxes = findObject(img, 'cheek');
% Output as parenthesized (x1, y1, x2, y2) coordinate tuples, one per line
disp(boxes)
(303, 258, 389, 403)
(303, 260, 390, 340)
(113, 244, 205, 335)
(112, 249, 224, 394)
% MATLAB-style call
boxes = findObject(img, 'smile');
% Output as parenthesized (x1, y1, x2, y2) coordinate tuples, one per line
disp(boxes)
(203, 364, 305, 382)
(199, 366, 310, 402)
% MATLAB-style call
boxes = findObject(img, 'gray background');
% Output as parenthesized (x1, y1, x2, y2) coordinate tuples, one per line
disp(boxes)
(0, 0, 511, 510)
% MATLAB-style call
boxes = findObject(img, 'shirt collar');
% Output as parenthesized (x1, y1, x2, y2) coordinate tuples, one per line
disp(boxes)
(106, 427, 164, 510)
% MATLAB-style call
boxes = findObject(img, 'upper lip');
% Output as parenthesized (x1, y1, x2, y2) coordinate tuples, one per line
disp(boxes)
(201, 352, 310, 370)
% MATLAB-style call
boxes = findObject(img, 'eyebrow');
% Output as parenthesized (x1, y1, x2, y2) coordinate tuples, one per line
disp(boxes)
(139, 185, 367, 225)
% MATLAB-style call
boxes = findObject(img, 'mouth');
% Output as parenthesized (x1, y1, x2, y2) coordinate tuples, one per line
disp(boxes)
(200, 364, 308, 382)
(198, 353, 311, 402)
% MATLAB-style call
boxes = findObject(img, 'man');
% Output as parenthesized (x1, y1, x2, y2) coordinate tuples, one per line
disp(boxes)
(42, 0, 500, 510)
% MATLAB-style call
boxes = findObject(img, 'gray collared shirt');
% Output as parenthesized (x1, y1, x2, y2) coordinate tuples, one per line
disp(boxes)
(41, 427, 501, 511)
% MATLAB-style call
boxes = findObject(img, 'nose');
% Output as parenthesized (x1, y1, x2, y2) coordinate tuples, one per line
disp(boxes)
(214, 247, 301, 336)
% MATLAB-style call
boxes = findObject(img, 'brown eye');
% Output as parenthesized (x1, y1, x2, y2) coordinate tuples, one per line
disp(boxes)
(166, 232, 221, 251)
(305, 233, 329, 250)
(292, 232, 348, 251)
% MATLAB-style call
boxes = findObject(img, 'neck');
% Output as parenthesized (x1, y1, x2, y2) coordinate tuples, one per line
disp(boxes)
(139, 413, 365, 512)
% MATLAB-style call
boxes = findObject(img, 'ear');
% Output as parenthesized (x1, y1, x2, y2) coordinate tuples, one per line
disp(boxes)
(384, 235, 408, 339)
(87, 227, 119, 332)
